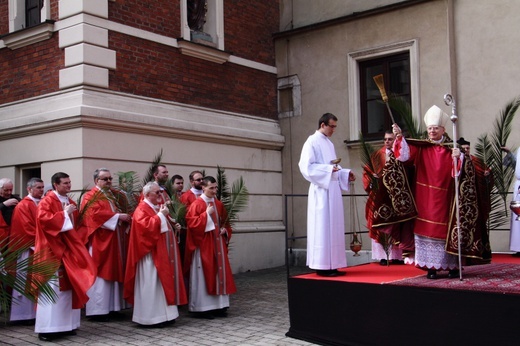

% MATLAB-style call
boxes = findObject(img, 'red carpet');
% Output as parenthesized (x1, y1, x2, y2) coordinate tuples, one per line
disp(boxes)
(296, 253, 520, 285)
(388, 262, 520, 295)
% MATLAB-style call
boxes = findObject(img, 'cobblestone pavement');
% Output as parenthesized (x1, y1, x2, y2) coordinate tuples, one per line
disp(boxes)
(0, 266, 315, 345)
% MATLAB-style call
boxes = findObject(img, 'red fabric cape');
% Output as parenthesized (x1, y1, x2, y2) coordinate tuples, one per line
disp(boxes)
(35, 193, 96, 308)
(81, 187, 125, 282)
(185, 197, 236, 295)
(123, 200, 187, 306)
(180, 189, 198, 207)
(10, 196, 37, 250)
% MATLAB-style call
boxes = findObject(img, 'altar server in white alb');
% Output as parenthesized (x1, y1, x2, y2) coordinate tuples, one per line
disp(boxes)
(299, 112, 356, 277)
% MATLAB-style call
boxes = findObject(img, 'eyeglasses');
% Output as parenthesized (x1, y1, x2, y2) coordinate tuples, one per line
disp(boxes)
(194, 178, 204, 182)
(98, 177, 113, 181)
(325, 124, 337, 128)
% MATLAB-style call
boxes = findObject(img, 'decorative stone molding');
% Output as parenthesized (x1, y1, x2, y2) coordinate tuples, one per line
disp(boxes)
(1, 20, 55, 50)
(177, 39, 230, 64)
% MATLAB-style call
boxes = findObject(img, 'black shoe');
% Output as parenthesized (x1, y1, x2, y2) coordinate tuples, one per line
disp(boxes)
(38, 333, 56, 342)
(212, 308, 228, 318)
(448, 269, 460, 279)
(138, 322, 166, 328)
(379, 259, 388, 266)
(512, 252, 520, 257)
(427, 269, 437, 279)
(191, 311, 215, 319)
(109, 311, 126, 320)
(316, 269, 346, 277)
(89, 314, 110, 322)
(391, 259, 405, 265)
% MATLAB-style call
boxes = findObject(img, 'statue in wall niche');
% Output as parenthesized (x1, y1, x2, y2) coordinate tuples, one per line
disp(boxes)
(187, 0, 207, 32)
(187, 0, 216, 47)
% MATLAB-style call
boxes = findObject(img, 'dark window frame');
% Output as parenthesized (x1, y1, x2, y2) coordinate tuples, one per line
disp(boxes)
(359, 52, 411, 140)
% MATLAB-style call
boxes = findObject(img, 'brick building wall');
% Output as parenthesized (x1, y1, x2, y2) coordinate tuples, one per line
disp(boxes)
(108, 0, 181, 38)
(0, 36, 62, 104)
(224, 0, 278, 66)
(109, 32, 277, 119)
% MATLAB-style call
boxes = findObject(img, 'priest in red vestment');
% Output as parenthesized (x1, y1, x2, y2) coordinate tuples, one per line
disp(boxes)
(185, 176, 236, 319)
(34, 172, 96, 342)
(9, 178, 44, 322)
(124, 181, 187, 327)
(81, 168, 132, 321)
(363, 131, 416, 265)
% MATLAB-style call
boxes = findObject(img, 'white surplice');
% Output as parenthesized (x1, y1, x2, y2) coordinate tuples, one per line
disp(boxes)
(299, 130, 351, 270)
(510, 150, 520, 251)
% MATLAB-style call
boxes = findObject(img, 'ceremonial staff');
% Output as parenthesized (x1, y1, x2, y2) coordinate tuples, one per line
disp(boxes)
(444, 93, 463, 280)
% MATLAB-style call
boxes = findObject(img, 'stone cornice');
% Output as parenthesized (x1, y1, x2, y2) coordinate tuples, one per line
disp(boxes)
(0, 87, 284, 150)
(1, 20, 55, 50)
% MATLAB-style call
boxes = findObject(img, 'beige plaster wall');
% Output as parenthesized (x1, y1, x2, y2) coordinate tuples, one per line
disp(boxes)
(277, 1, 452, 250)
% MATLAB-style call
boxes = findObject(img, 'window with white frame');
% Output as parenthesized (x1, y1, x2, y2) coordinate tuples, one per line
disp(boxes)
(9, 0, 50, 32)
(347, 40, 420, 142)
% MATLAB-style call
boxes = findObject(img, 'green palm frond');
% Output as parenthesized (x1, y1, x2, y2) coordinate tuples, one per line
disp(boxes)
(168, 194, 187, 227)
(216, 166, 249, 227)
(225, 177, 249, 227)
(142, 149, 163, 185)
(359, 132, 379, 191)
(388, 95, 422, 139)
(115, 171, 142, 214)
(474, 97, 520, 231)
(216, 166, 230, 203)
(0, 238, 58, 314)
(72, 185, 98, 224)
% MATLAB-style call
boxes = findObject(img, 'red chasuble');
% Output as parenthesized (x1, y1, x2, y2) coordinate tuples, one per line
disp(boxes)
(35, 193, 96, 309)
(185, 197, 236, 296)
(81, 187, 126, 283)
(123, 200, 187, 306)
(394, 139, 455, 240)
(10, 196, 38, 251)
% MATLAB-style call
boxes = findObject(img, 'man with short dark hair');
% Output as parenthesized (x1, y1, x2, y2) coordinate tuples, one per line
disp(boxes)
(180, 170, 204, 208)
(185, 176, 236, 319)
(299, 113, 356, 277)
(34, 172, 96, 341)
(171, 174, 185, 199)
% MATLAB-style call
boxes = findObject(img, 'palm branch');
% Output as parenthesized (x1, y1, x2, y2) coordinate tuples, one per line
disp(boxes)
(142, 149, 163, 185)
(0, 238, 58, 315)
(388, 95, 423, 139)
(72, 185, 99, 224)
(359, 132, 380, 192)
(115, 171, 142, 214)
(216, 166, 230, 202)
(474, 97, 520, 230)
(216, 166, 249, 228)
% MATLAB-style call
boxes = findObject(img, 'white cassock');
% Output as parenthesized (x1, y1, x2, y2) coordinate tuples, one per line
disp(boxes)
(189, 194, 229, 312)
(132, 209, 178, 325)
(10, 249, 36, 321)
(86, 213, 122, 316)
(510, 150, 520, 252)
(299, 130, 351, 270)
